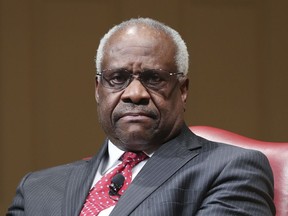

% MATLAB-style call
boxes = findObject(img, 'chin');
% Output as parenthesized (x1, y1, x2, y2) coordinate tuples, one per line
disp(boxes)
(118, 123, 157, 136)
(112, 123, 161, 150)
(122, 132, 151, 144)
(116, 132, 153, 150)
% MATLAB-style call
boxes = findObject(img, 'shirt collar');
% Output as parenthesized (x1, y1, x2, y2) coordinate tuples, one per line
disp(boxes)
(104, 140, 153, 173)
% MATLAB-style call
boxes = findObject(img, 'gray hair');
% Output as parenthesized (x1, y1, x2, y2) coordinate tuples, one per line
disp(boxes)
(95, 18, 189, 75)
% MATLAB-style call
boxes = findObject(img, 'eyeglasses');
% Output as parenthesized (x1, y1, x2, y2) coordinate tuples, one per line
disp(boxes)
(97, 68, 183, 91)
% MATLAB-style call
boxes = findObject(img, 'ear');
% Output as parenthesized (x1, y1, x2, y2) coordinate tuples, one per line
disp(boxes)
(95, 77, 100, 103)
(179, 77, 189, 108)
(180, 77, 189, 101)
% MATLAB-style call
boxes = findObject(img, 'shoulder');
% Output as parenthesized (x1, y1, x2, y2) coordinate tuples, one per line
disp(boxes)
(198, 134, 270, 163)
(183, 136, 275, 215)
(178, 125, 271, 167)
(19, 158, 91, 189)
(192, 135, 273, 180)
(19, 143, 108, 188)
(30, 159, 88, 177)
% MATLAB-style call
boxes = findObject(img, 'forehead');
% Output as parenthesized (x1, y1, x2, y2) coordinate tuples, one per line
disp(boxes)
(102, 25, 177, 70)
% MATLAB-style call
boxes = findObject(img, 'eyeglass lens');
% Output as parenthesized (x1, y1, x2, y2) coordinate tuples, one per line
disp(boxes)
(100, 69, 181, 91)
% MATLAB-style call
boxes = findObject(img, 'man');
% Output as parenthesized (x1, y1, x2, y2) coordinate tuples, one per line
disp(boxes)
(7, 18, 275, 215)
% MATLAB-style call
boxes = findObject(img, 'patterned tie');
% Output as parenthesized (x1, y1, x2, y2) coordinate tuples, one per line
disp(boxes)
(80, 151, 148, 216)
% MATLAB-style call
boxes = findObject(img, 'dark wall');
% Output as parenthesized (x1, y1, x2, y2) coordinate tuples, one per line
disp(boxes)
(1, 0, 287, 214)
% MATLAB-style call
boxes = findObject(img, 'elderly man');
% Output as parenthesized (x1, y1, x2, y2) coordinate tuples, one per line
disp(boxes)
(7, 18, 275, 216)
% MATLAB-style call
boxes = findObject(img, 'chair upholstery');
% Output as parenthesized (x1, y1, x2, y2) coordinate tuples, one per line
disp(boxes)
(190, 126, 288, 216)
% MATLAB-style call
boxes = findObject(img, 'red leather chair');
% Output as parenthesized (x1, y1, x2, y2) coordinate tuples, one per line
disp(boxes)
(190, 126, 288, 216)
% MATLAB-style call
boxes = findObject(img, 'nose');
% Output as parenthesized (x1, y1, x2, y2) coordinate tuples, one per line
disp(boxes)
(121, 78, 150, 104)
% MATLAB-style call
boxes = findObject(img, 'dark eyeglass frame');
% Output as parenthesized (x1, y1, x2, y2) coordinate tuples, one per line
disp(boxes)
(96, 68, 184, 91)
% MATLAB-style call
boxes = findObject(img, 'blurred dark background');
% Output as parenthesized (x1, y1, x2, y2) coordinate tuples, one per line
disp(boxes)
(1, 0, 287, 214)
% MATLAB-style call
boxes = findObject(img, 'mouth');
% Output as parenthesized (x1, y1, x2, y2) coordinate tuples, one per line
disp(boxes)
(114, 109, 158, 122)
(119, 112, 153, 121)
(122, 112, 150, 117)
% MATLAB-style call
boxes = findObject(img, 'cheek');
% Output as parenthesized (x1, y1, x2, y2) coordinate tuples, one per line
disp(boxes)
(97, 91, 120, 122)
(154, 90, 184, 120)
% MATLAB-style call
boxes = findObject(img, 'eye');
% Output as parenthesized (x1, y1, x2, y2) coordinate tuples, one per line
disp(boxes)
(142, 70, 172, 90)
(107, 70, 130, 86)
(142, 70, 164, 84)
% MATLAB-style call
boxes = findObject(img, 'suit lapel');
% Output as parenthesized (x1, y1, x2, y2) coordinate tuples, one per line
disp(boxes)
(110, 125, 202, 216)
(62, 142, 108, 216)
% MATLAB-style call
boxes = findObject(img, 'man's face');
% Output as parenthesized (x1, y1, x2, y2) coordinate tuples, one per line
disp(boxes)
(95, 25, 189, 153)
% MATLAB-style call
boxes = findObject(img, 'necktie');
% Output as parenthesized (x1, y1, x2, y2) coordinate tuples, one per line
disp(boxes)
(80, 151, 148, 216)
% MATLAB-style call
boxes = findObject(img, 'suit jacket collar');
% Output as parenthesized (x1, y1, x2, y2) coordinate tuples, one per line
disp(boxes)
(110, 124, 202, 216)
(62, 141, 109, 216)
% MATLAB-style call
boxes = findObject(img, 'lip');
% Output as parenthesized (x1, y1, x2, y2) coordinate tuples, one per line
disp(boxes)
(121, 112, 151, 118)
(113, 107, 158, 122)
(118, 112, 154, 121)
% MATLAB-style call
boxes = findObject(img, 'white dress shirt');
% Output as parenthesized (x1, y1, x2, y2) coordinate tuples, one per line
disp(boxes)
(91, 141, 152, 216)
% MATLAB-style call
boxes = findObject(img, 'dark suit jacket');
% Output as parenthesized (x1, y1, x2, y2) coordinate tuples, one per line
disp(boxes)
(7, 125, 275, 215)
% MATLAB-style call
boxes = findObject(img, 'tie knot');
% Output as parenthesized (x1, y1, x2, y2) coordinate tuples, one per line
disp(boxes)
(121, 151, 148, 167)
